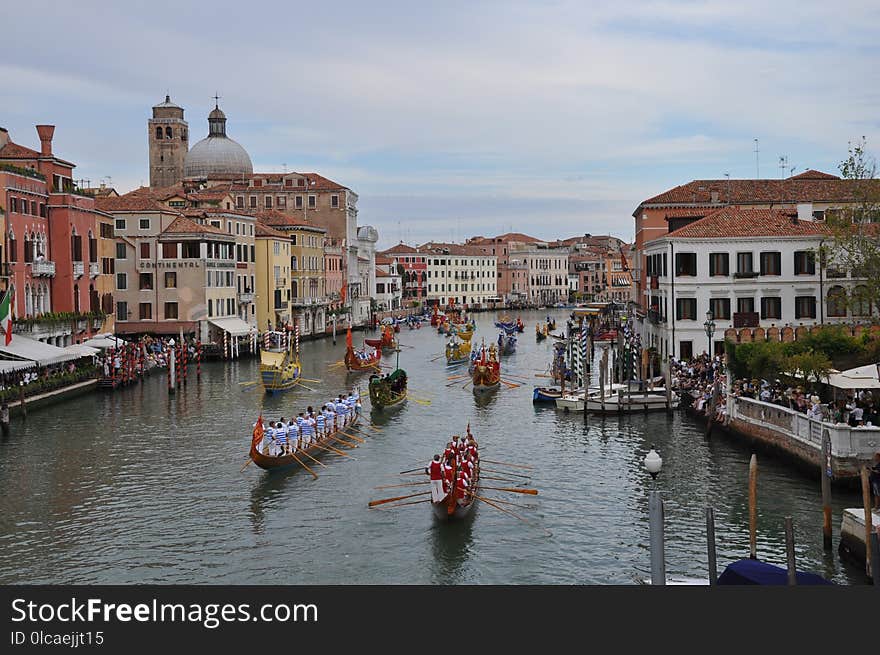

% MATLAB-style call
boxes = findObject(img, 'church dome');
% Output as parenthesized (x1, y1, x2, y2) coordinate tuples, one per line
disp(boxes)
(183, 103, 253, 179)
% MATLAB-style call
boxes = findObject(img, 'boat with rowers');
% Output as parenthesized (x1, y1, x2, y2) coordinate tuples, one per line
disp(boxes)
(365, 324, 397, 351)
(247, 393, 362, 472)
(445, 332, 472, 365)
(343, 327, 382, 373)
(472, 342, 501, 395)
(368, 368, 408, 410)
(431, 427, 480, 520)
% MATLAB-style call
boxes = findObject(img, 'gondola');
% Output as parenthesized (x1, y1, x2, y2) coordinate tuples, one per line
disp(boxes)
(516, 317, 524, 333)
(532, 386, 562, 403)
(472, 343, 501, 395)
(344, 328, 382, 372)
(368, 369, 407, 410)
(248, 411, 361, 472)
(259, 329, 302, 394)
(536, 324, 547, 341)
(365, 324, 397, 350)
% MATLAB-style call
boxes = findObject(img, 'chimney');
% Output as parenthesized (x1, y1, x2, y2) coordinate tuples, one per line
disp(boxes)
(36, 125, 55, 156)
(0, 127, 9, 149)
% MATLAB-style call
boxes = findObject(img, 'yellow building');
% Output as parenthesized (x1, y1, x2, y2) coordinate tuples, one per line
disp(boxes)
(255, 222, 291, 331)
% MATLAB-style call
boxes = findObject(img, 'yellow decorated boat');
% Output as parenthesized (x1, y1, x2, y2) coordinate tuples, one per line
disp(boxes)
(446, 335, 472, 365)
(260, 330, 301, 394)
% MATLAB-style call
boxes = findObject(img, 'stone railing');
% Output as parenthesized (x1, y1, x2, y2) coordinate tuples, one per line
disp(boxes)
(89, 262, 100, 277)
(32, 260, 56, 277)
(731, 396, 880, 460)
(73, 261, 84, 278)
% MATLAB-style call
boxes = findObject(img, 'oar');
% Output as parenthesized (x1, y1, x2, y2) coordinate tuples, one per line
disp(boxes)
(481, 459, 534, 470)
(331, 436, 359, 448)
(369, 491, 431, 507)
(483, 468, 532, 480)
(399, 466, 426, 474)
(294, 380, 318, 392)
(337, 430, 365, 443)
(298, 377, 323, 383)
(239, 381, 259, 387)
(474, 494, 551, 536)
(288, 451, 319, 479)
(481, 474, 531, 483)
(374, 481, 429, 490)
(500, 380, 520, 388)
(374, 498, 431, 510)
(240, 457, 253, 472)
(298, 448, 328, 468)
(478, 486, 538, 495)
(310, 442, 357, 459)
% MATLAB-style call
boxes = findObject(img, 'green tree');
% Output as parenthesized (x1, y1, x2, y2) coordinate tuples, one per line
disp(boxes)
(823, 137, 880, 312)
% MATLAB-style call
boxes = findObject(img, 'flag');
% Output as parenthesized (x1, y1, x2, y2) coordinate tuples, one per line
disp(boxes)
(346, 326, 353, 349)
(0, 286, 14, 346)
(340, 282, 347, 305)
(252, 415, 264, 449)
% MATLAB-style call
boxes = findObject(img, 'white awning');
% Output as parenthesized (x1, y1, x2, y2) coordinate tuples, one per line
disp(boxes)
(0, 334, 83, 366)
(825, 364, 880, 390)
(208, 317, 254, 336)
(0, 360, 36, 373)
(82, 335, 127, 350)
(64, 344, 100, 358)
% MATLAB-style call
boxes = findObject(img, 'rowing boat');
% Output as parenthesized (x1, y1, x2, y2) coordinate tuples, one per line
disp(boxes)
(369, 369, 408, 410)
(472, 342, 501, 395)
(259, 330, 302, 394)
(249, 412, 361, 472)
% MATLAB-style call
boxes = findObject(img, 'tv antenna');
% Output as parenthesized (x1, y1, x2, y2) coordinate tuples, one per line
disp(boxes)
(754, 139, 760, 179)
(778, 155, 788, 179)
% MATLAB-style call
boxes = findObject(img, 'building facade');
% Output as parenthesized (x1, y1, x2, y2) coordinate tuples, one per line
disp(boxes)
(254, 222, 292, 331)
(148, 96, 189, 188)
(380, 243, 427, 303)
(420, 242, 498, 307)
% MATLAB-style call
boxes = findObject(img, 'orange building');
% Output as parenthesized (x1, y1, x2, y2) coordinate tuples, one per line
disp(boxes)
(0, 125, 114, 344)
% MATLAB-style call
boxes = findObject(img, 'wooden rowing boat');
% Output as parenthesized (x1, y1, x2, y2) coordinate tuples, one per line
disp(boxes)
(259, 330, 302, 394)
(249, 413, 360, 472)
(432, 440, 480, 521)
(368, 369, 408, 410)
(472, 343, 501, 395)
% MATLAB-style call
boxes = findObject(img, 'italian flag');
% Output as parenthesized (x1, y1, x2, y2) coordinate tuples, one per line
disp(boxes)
(0, 287, 14, 346)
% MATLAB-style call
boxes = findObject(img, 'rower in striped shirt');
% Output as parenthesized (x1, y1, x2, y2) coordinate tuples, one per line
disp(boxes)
(274, 420, 289, 455)
(315, 407, 326, 438)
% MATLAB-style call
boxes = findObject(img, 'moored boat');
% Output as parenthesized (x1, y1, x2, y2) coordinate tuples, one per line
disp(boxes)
(533, 386, 562, 403)
(585, 387, 679, 413)
(259, 329, 302, 394)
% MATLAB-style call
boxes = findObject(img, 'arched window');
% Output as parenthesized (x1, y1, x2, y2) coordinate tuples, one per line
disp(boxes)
(24, 284, 32, 317)
(852, 285, 872, 316)
(292, 280, 298, 298)
(165, 126, 173, 139)
(827, 285, 847, 317)
(155, 126, 163, 139)
(291, 256, 297, 271)
(73, 283, 80, 313)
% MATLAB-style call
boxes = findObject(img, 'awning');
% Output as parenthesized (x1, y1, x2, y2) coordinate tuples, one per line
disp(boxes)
(825, 364, 880, 390)
(64, 344, 100, 358)
(0, 334, 84, 366)
(82, 336, 126, 349)
(208, 317, 254, 336)
(0, 360, 36, 373)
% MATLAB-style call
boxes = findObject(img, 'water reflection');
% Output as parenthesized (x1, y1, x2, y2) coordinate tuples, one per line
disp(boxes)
(429, 510, 477, 584)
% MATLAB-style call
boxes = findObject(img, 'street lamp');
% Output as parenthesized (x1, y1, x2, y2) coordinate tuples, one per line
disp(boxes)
(703, 310, 716, 358)
(643, 446, 665, 585)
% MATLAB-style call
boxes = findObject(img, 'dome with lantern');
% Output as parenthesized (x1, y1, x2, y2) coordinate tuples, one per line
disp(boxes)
(183, 102, 253, 179)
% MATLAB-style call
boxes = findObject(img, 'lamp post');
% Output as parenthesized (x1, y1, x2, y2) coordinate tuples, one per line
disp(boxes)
(703, 310, 716, 358)
(644, 446, 665, 585)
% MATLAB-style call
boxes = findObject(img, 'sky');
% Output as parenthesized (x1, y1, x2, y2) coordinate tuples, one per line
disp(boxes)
(3, 1, 879, 249)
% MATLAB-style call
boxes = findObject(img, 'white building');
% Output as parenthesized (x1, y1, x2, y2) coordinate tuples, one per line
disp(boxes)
(510, 245, 569, 306)
(642, 206, 850, 360)
(421, 243, 498, 307)
(374, 257, 402, 311)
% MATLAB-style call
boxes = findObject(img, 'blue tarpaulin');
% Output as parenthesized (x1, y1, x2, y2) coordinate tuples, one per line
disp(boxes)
(717, 559, 833, 585)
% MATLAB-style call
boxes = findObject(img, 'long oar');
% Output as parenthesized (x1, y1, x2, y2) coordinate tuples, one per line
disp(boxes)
(331, 435, 359, 448)
(374, 481, 429, 490)
(298, 448, 328, 468)
(310, 441, 357, 459)
(399, 466, 426, 474)
(500, 380, 520, 388)
(294, 380, 318, 392)
(298, 377, 323, 383)
(481, 474, 530, 484)
(479, 486, 538, 495)
(240, 457, 253, 472)
(474, 494, 550, 536)
(337, 430, 365, 443)
(239, 380, 259, 387)
(482, 459, 534, 470)
(483, 468, 532, 480)
(369, 491, 431, 507)
(288, 450, 319, 479)
(374, 498, 431, 510)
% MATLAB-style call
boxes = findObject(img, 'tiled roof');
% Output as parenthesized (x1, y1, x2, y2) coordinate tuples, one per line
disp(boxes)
(162, 216, 229, 236)
(381, 243, 421, 255)
(0, 141, 41, 159)
(254, 209, 326, 231)
(666, 207, 830, 239)
(239, 172, 349, 192)
(419, 242, 493, 256)
(95, 194, 181, 214)
(468, 232, 542, 244)
(255, 223, 290, 239)
(375, 255, 394, 265)
(635, 172, 880, 215)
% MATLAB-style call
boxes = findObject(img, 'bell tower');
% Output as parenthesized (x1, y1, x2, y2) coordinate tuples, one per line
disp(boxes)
(148, 95, 188, 188)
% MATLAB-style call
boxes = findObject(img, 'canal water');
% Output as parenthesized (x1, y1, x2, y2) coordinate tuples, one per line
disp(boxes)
(0, 309, 868, 584)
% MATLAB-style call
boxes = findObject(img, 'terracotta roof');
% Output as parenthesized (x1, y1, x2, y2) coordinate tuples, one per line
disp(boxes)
(254, 209, 326, 231)
(666, 207, 830, 239)
(244, 172, 349, 192)
(255, 223, 290, 239)
(375, 255, 394, 265)
(663, 207, 717, 219)
(380, 243, 421, 255)
(468, 232, 543, 244)
(95, 194, 181, 214)
(635, 172, 880, 215)
(419, 242, 493, 256)
(162, 216, 229, 236)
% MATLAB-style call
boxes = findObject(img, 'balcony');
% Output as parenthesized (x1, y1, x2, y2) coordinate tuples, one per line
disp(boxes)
(647, 309, 664, 325)
(238, 291, 255, 304)
(32, 260, 56, 277)
(733, 312, 760, 328)
(73, 261, 84, 278)
(733, 271, 759, 279)
(89, 262, 99, 278)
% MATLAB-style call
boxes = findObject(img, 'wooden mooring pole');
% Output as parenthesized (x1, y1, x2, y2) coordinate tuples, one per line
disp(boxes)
(749, 454, 758, 559)
(821, 430, 833, 552)
(784, 516, 797, 585)
(706, 506, 718, 585)
(861, 466, 874, 579)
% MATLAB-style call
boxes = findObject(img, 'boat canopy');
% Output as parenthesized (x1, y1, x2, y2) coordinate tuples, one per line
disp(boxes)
(717, 559, 832, 585)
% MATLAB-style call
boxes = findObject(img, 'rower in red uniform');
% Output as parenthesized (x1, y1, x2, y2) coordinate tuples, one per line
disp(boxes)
(443, 460, 455, 493)
(454, 473, 470, 506)
(443, 440, 456, 465)
(426, 454, 445, 502)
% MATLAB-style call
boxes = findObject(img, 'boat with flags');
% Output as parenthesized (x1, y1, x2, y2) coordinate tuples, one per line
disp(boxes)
(247, 403, 361, 473)
(472, 342, 501, 395)
(344, 327, 382, 373)
(497, 330, 517, 355)
(365, 324, 397, 351)
(259, 328, 302, 394)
